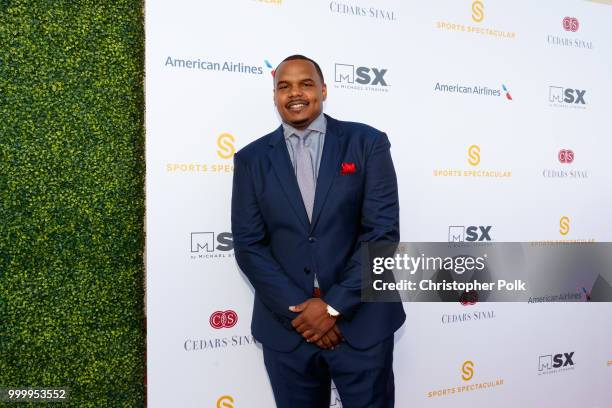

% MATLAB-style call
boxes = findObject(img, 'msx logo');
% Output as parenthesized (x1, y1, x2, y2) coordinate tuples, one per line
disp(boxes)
(448, 226, 492, 242)
(538, 352, 575, 371)
(335, 64, 388, 86)
(191, 232, 233, 252)
(549, 87, 586, 104)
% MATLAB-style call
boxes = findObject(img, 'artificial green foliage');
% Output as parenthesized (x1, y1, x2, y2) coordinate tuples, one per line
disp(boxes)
(0, 2, 145, 407)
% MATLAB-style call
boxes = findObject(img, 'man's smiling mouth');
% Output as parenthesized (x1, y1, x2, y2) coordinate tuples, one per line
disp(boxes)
(287, 100, 309, 112)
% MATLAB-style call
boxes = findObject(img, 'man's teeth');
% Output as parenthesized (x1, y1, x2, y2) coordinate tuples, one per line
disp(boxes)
(290, 104, 305, 110)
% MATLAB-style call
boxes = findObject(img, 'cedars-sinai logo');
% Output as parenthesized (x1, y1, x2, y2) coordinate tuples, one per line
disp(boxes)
(562, 16, 579, 32)
(547, 17, 591, 50)
(210, 310, 238, 329)
(558, 149, 574, 163)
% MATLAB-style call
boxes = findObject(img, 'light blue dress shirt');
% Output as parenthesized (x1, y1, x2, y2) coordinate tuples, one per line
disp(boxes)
(282, 112, 327, 183)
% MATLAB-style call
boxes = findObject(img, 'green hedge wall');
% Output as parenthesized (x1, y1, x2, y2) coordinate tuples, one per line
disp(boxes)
(0, 2, 145, 407)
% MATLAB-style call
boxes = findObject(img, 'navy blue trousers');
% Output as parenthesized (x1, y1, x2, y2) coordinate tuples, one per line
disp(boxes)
(263, 336, 395, 408)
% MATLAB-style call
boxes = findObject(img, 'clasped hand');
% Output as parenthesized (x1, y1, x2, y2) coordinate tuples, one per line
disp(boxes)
(289, 298, 343, 350)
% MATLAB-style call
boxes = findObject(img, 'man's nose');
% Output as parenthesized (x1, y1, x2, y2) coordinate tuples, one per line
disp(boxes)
(289, 86, 303, 97)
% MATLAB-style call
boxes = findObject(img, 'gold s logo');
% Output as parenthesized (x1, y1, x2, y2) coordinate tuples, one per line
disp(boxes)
(217, 133, 236, 159)
(467, 145, 480, 166)
(461, 360, 474, 381)
(471, 0, 484, 23)
(559, 216, 570, 236)
(216, 395, 234, 408)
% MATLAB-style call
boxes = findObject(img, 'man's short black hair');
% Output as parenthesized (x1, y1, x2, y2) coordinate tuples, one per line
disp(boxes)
(276, 55, 325, 83)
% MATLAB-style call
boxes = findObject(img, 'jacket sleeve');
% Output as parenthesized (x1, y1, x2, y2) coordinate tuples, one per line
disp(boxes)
(322, 132, 400, 320)
(231, 152, 310, 320)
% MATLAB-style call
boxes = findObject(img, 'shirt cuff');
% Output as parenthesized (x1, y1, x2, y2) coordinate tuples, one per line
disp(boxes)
(326, 304, 340, 317)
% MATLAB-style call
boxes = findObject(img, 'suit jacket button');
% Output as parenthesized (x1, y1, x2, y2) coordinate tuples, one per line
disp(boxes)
(304, 267, 311, 274)
(308, 237, 316, 243)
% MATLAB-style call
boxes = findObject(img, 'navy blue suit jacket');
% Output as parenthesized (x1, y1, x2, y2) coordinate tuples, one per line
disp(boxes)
(231, 114, 406, 352)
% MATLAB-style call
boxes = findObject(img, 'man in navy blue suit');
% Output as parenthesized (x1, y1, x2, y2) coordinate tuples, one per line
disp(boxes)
(231, 55, 405, 407)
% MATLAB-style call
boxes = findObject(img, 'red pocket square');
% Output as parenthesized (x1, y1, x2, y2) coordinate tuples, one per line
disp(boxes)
(341, 162, 356, 175)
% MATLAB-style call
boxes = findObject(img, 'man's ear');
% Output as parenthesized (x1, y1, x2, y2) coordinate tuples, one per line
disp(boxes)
(322, 83, 327, 101)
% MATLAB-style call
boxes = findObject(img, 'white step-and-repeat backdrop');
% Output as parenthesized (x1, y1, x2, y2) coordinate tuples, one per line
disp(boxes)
(145, 1, 612, 406)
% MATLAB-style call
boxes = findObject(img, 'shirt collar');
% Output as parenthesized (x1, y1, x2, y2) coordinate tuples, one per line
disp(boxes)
(282, 112, 327, 140)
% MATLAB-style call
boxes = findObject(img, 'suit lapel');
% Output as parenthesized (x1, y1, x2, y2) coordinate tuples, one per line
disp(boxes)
(310, 115, 343, 232)
(267, 126, 310, 229)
